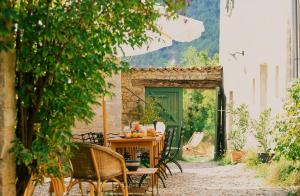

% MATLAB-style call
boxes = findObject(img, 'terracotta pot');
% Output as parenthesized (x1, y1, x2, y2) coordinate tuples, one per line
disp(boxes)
(231, 150, 246, 163)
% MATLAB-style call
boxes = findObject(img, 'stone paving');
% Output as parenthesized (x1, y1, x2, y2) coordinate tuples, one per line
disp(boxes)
(159, 161, 294, 196)
(33, 161, 296, 196)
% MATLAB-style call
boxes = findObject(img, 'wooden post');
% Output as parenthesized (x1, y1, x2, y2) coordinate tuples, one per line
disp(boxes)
(102, 96, 108, 146)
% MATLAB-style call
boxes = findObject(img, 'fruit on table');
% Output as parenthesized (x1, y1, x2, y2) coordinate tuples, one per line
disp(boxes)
(131, 131, 143, 137)
(125, 133, 132, 138)
(134, 124, 142, 131)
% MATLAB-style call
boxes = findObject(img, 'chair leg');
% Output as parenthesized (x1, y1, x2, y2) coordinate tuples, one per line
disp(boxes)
(158, 167, 167, 180)
(127, 175, 133, 184)
(162, 162, 173, 176)
(170, 159, 183, 173)
(96, 181, 102, 196)
(156, 173, 166, 188)
(66, 179, 78, 196)
(138, 174, 148, 187)
(120, 183, 128, 196)
(79, 182, 84, 196)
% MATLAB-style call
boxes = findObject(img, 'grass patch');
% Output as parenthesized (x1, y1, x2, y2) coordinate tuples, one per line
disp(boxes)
(217, 153, 233, 166)
(264, 159, 300, 186)
(247, 157, 300, 187)
(242, 150, 260, 167)
(181, 154, 211, 162)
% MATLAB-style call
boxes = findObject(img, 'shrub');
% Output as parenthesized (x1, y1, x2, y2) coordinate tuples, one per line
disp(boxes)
(275, 81, 300, 162)
(243, 150, 260, 167)
(140, 98, 162, 124)
(265, 159, 300, 186)
(227, 104, 250, 151)
(250, 108, 273, 153)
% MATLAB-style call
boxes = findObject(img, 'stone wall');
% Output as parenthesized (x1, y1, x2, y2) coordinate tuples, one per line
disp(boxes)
(121, 67, 223, 127)
(73, 74, 122, 134)
(0, 51, 16, 196)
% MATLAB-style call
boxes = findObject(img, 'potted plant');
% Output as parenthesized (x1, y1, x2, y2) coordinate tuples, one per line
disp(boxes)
(228, 104, 250, 163)
(250, 108, 274, 163)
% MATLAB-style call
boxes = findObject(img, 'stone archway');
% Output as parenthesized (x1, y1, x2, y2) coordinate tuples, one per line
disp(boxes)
(121, 66, 226, 157)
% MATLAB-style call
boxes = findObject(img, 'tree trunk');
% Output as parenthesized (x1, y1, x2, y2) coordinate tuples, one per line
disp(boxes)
(15, 72, 34, 195)
(16, 164, 30, 196)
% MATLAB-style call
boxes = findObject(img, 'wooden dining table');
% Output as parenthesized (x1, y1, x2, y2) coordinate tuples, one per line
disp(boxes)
(108, 134, 164, 168)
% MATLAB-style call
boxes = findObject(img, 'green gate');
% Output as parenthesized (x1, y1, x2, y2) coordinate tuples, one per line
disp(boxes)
(145, 87, 183, 148)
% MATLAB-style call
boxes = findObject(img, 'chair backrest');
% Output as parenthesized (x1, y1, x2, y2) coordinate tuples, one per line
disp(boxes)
(70, 143, 98, 180)
(164, 126, 176, 158)
(186, 132, 205, 148)
(167, 125, 184, 158)
(156, 121, 166, 133)
(89, 132, 104, 145)
(72, 132, 104, 146)
(70, 143, 127, 182)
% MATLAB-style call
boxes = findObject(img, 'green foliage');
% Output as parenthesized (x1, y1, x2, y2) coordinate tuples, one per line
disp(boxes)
(140, 98, 162, 124)
(243, 150, 260, 167)
(181, 47, 219, 67)
(228, 104, 250, 151)
(11, 129, 75, 182)
(248, 158, 300, 186)
(1, 0, 186, 192)
(0, 0, 15, 51)
(217, 153, 232, 166)
(183, 89, 215, 142)
(130, 0, 220, 67)
(264, 159, 300, 186)
(181, 48, 217, 143)
(250, 108, 273, 153)
(275, 81, 300, 162)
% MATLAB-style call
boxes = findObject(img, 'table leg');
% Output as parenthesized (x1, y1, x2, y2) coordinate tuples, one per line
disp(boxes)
(149, 144, 154, 168)
(152, 174, 154, 196)
(149, 144, 154, 188)
(111, 144, 116, 151)
(157, 172, 159, 195)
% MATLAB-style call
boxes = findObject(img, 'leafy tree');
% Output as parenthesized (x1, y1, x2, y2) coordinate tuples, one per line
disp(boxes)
(181, 46, 219, 67)
(275, 81, 300, 163)
(181, 47, 218, 142)
(1, 0, 186, 194)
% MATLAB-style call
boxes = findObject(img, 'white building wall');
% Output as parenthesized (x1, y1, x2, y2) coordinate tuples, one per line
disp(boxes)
(220, 0, 293, 148)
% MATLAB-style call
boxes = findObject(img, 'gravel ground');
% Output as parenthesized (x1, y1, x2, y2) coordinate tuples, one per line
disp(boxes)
(33, 161, 296, 196)
(159, 161, 294, 196)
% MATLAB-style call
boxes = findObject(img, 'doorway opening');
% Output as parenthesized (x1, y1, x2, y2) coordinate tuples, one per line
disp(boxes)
(182, 89, 216, 162)
(145, 86, 218, 162)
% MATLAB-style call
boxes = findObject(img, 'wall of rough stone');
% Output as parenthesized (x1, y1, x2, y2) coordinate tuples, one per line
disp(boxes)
(0, 51, 16, 196)
(121, 67, 222, 127)
(73, 74, 122, 134)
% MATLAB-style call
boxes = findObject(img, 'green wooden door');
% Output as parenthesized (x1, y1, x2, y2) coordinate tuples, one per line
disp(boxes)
(145, 87, 183, 127)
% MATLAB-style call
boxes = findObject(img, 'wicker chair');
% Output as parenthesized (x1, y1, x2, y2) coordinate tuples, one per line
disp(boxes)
(67, 142, 128, 196)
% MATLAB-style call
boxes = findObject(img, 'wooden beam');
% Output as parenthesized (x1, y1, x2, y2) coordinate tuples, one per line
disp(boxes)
(131, 79, 222, 89)
(102, 96, 108, 146)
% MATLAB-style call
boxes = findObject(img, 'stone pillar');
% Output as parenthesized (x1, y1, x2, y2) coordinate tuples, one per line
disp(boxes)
(0, 51, 16, 196)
